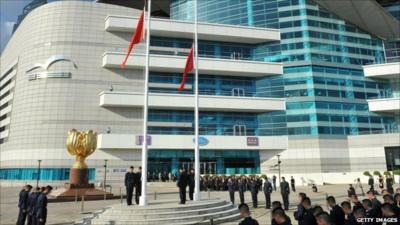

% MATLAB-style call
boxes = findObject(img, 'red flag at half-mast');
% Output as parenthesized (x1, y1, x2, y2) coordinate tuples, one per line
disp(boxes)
(179, 45, 194, 91)
(120, 10, 145, 69)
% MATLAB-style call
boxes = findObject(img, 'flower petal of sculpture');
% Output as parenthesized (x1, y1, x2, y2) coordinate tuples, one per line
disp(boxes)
(66, 129, 97, 169)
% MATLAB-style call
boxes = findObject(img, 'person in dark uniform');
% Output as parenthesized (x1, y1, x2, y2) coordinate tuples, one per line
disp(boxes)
(290, 176, 296, 192)
(272, 175, 277, 191)
(177, 167, 188, 204)
(227, 178, 236, 204)
(381, 203, 398, 222)
(341, 201, 357, 225)
(238, 177, 246, 204)
(326, 196, 345, 225)
(280, 177, 290, 210)
(294, 192, 307, 225)
(347, 184, 356, 197)
(299, 197, 316, 225)
(386, 175, 394, 194)
(250, 177, 259, 208)
(272, 207, 292, 225)
(36, 185, 52, 225)
(263, 178, 273, 209)
(17, 184, 32, 225)
(367, 190, 382, 215)
(188, 168, 195, 201)
(368, 175, 374, 192)
(135, 166, 142, 205)
(315, 212, 334, 225)
(362, 199, 381, 225)
(238, 203, 259, 225)
(27, 187, 40, 225)
(124, 166, 135, 205)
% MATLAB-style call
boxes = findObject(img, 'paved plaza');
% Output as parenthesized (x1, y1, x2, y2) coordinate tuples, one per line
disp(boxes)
(2, 182, 397, 225)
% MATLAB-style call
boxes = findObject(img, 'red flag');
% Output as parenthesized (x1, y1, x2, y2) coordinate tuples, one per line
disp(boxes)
(120, 10, 145, 69)
(179, 45, 194, 91)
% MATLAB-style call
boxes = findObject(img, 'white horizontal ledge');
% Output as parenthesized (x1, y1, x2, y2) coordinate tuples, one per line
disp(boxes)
(103, 52, 283, 77)
(99, 91, 286, 112)
(367, 97, 400, 113)
(97, 134, 288, 150)
(105, 15, 280, 43)
(363, 62, 400, 79)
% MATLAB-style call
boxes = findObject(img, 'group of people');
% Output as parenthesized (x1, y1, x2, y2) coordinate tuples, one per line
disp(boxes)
(16, 185, 53, 225)
(367, 175, 395, 194)
(238, 188, 400, 225)
(124, 166, 142, 205)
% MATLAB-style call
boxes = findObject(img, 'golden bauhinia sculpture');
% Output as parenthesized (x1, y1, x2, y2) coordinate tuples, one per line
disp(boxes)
(66, 129, 97, 169)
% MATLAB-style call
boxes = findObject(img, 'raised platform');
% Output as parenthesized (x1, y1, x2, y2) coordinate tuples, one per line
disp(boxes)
(86, 199, 240, 225)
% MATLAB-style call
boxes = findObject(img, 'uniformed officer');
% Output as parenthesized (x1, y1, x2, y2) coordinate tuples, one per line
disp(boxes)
(17, 184, 32, 225)
(238, 177, 246, 204)
(280, 177, 290, 210)
(272, 207, 292, 225)
(386, 175, 394, 194)
(250, 177, 259, 208)
(177, 167, 188, 204)
(135, 166, 142, 205)
(27, 187, 40, 225)
(272, 175, 277, 191)
(368, 175, 374, 192)
(188, 168, 195, 200)
(290, 176, 296, 192)
(124, 166, 135, 205)
(227, 178, 236, 204)
(263, 178, 273, 209)
(36, 185, 53, 225)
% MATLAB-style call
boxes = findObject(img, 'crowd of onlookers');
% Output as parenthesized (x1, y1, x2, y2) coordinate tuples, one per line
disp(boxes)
(16, 184, 53, 225)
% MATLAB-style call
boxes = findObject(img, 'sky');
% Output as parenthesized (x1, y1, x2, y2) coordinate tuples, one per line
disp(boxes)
(0, 0, 31, 53)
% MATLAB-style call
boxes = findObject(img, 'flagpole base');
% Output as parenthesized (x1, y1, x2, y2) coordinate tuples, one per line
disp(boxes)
(193, 191, 201, 201)
(139, 195, 148, 206)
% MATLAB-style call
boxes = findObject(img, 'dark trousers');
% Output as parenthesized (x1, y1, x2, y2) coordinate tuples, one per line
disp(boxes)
(126, 185, 134, 205)
(239, 191, 245, 204)
(264, 192, 271, 208)
(27, 213, 36, 225)
(282, 193, 289, 210)
(229, 191, 235, 204)
(179, 187, 186, 204)
(251, 191, 258, 208)
(291, 184, 296, 192)
(273, 183, 276, 191)
(16, 209, 27, 225)
(135, 185, 141, 205)
(189, 185, 194, 200)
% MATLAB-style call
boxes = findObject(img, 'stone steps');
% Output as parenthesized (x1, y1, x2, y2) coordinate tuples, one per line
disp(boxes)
(87, 199, 240, 225)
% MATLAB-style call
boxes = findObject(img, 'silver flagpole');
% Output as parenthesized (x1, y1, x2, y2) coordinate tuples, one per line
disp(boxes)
(139, 0, 151, 206)
(193, 0, 201, 201)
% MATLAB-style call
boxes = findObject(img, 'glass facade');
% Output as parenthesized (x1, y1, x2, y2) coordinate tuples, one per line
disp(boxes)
(170, 0, 398, 136)
(379, 0, 400, 63)
(148, 150, 260, 175)
(0, 168, 96, 181)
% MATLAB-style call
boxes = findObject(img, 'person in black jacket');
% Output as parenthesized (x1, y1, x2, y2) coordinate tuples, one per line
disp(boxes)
(315, 212, 334, 225)
(341, 201, 357, 225)
(381, 203, 398, 223)
(27, 187, 40, 225)
(188, 168, 195, 201)
(135, 167, 142, 205)
(238, 203, 259, 225)
(124, 166, 135, 205)
(290, 176, 296, 192)
(280, 177, 290, 210)
(250, 177, 259, 208)
(227, 178, 236, 204)
(177, 167, 188, 204)
(300, 197, 316, 225)
(272, 207, 292, 225)
(347, 184, 356, 197)
(263, 178, 273, 209)
(362, 199, 382, 225)
(368, 175, 374, 192)
(326, 196, 345, 225)
(238, 177, 246, 204)
(16, 184, 32, 225)
(367, 190, 382, 217)
(36, 185, 52, 225)
(294, 192, 307, 225)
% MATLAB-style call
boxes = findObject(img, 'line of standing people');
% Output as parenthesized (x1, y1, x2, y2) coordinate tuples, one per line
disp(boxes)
(177, 167, 195, 204)
(17, 185, 53, 225)
(124, 166, 142, 205)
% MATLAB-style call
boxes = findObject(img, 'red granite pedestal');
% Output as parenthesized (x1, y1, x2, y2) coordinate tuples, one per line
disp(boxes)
(50, 168, 113, 202)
